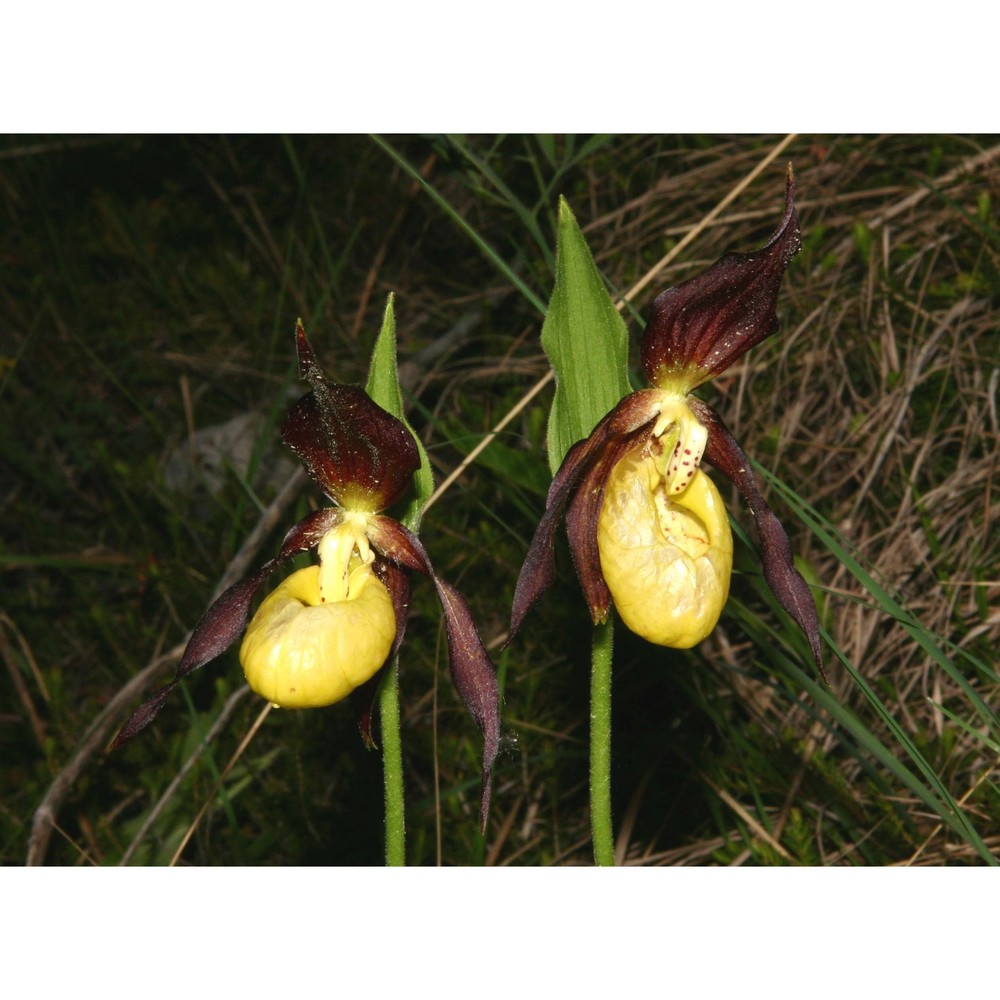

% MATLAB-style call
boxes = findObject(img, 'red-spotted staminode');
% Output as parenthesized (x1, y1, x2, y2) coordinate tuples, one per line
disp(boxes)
(114, 322, 500, 828)
(509, 172, 824, 678)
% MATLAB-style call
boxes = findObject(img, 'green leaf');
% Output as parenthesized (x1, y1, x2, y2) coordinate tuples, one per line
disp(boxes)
(365, 294, 434, 531)
(541, 196, 632, 473)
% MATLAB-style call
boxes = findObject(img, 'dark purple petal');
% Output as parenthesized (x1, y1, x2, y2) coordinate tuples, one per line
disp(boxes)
(690, 397, 825, 680)
(350, 556, 412, 751)
(174, 571, 275, 683)
(112, 507, 343, 750)
(509, 390, 662, 642)
(372, 554, 412, 660)
(281, 322, 421, 511)
(350, 669, 388, 751)
(108, 682, 177, 750)
(641, 172, 801, 390)
(433, 577, 500, 834)
(276, 506, 344, 559)
(564, 426, 651, 625)
(110, 568, 275, 750)
(365, 515, 432, 574)
(176, 507, 342, 685)
(368, 515, 500, 832)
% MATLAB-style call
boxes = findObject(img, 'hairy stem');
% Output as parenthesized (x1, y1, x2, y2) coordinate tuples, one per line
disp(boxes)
(590, 618, 615, 866)
(379, 659, 405, 866)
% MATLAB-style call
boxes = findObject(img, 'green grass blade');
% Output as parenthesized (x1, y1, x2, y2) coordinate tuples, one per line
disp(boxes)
(370, 135, 548, 316)
(445, 135, 555, 270)
(758, 463, 998, 726)
(728, 596, 995, 862)
(930, 702, 1000, 755)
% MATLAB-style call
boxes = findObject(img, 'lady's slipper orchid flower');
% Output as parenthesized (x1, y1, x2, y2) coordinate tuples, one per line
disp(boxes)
(114, 322, 500, 827)
(510, 174, 824, 677)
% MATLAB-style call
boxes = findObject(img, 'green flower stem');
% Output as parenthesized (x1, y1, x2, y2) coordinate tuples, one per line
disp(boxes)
(366, 296, 434, 867)
(379, 658, 406, 866)
(590, 618, 615, 866)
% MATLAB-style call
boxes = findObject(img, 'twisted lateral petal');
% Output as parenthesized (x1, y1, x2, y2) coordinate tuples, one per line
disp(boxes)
(281, 322, 420, 511)
(107, 683, 176, 751)
(364, 515, 430, 573)
(240, 564, 395, 708)
(371, 555, 412, 660)
(689, 397, 825, 679)
(433, 577, 501, 833)
(509, 390, 663, 642)
(109, 569, 275, 749)
(564, 426, 650, 625)
(110, 507, 345, 750)
(351, 556, 413, 749)
(641, 172, 801, 392)
(366, 515, 500, 833)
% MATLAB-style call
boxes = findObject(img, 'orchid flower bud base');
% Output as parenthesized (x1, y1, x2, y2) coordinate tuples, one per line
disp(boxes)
(597, 443, 733, 649)
(240, 562, 396, 708)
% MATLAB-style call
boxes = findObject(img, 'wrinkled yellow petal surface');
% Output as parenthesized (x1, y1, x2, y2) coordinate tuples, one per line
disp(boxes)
(240, 563, 395, 708)
(597, 448, 732, 648)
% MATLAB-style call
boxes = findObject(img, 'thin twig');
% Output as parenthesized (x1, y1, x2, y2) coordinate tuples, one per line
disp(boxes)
(118, 685, 252, 865)
(25, 468, 307, 866)
(349, 153, 437, 343)
(850, 298, 972, 517)
(623, 134, 799, 304)
(614, 765, 656, 866)
(816, 141, 1000, 271)
(422, 369, 554, 515)
(0, 612, 48, 751)
(26, 638, 187, 866)
(704, 776, 794, 863)
(169, 703, 273, 866)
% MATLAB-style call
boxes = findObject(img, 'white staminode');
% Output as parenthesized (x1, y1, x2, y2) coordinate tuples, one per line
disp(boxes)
(649, 394, 709, 497)
(316, 511, 374, 605)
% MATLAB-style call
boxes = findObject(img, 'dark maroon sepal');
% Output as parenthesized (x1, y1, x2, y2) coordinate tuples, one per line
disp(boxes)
(281, 322, 420, 511)
(174, 571, 274, 683)
(368, 515, 500, 832)
(690, 397, 826, 681)
(509, 390, 662, 641)
(641, 172, 801, 391)
(112, 506, 345, 750)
